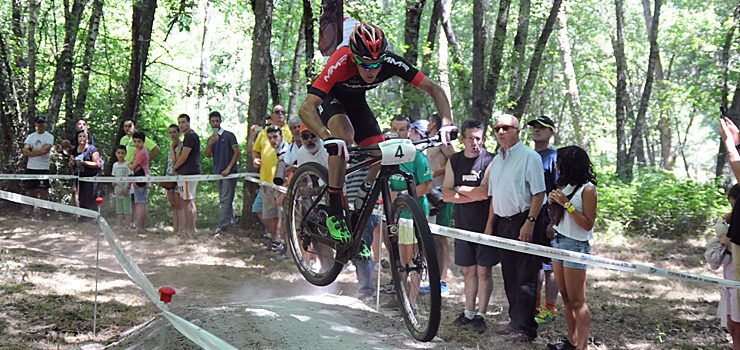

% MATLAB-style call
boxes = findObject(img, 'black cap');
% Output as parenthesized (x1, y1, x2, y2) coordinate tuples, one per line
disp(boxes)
(35, 116, 46, 123)
(527, 115, 555, 130)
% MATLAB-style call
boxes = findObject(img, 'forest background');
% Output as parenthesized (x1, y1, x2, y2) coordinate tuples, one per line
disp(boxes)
(0, 0, 738, 239)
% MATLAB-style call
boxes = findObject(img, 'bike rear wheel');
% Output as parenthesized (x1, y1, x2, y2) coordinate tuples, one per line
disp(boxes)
(388, 194, 441, 342)
(284, 162, 343, 286)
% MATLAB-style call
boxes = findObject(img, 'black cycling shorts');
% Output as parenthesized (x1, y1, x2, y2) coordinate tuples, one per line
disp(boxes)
(318, 94, 382, 146)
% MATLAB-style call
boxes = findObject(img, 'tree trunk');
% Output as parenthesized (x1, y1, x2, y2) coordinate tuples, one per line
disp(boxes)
(72, 0, 104, 123)
(197, 0, 211, 101)
(556, 4, 586, 149)
(717, 11, 739, 177)
(27, 0, 40, 122)
(47, 0, 87, 130)
(473, 0, 512, 129)
(642, 0, 671, 170)
(287, 18, 306, 120)
(421, 0, 442, 70)
(401, 0, 426, 119)
(111, 0, 157, 175)
(243, 0, 273, 229)
(624, 0, 661, 181)
(437, 0, 452, 103)
(507, 0, 530, 105)
(0, 31, 24, 173)
(303, 0, 315, 85)
(614, 0, 629, 180)
(511, 0, 562, 118)
(268, 57, 281, 106)
(441, 0, 463, 65)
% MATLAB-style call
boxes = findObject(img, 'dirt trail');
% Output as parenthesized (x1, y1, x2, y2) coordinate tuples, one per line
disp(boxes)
(0, 213, 733, 349)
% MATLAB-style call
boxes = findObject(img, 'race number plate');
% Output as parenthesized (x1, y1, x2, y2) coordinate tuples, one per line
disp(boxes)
(378, 139, 416, 165)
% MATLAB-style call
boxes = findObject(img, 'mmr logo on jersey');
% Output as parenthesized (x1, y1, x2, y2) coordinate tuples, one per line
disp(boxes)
(323, 55, 348, 82)
(385, 56, 410, 72)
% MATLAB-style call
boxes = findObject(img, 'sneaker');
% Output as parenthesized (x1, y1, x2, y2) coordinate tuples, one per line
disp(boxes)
(380, 258, 390, 269)
(382, 282, 395, 294)
(326, 214, 351, 243)
(420, 281, 449, 295)
(270, 241, 285, 252)
(452, 312, 472, 327)
(535, 307, 556, 324)
(356, 243, 372, 260)
(470, 315, 486, 334)
(547, 337, 577, 350)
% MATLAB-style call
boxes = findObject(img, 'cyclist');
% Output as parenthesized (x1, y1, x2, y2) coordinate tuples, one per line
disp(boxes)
(298, 21, 453, 243)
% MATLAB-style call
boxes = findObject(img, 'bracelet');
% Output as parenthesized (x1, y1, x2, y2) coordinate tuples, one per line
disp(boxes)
(566, 203, 576, 214)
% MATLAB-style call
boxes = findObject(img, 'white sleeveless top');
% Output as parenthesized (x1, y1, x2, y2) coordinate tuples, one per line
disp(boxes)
(553, 182, 596, 241)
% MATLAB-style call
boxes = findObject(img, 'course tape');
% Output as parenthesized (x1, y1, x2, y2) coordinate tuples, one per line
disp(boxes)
(0, 190, 238, 350)
(427, 222, 740, 289)
(0, 172, 261, 183)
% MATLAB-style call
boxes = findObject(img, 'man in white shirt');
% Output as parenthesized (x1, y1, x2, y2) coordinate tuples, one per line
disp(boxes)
(295, 124, 328, 168)
(22, 116, 54, 218)
(484, 114, 546, 343)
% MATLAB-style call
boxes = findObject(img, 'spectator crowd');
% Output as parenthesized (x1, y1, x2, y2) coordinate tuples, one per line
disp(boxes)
(18, 106, 618, 350)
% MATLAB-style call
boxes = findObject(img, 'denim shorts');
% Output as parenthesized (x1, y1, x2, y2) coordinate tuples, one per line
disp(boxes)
(133, 187, 148, 203)
(551, 233, 591, 270)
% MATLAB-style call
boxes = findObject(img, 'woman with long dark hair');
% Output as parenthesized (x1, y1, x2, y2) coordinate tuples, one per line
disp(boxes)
(546, 146, 597, 350)
(70, 130, 101, 212)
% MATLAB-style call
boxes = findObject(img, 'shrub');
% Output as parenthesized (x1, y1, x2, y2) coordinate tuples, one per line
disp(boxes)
(596, 167, 727, 239)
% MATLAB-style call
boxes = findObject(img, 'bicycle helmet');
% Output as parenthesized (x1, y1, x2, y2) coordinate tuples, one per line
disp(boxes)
(349, 22, 388, 61)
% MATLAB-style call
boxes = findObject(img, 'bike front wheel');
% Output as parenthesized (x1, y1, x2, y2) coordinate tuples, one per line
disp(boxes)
(284, 162, 343, 286)
(388, 194, 441, 342)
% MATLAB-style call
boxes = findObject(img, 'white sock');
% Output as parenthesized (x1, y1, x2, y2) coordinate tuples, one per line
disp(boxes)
(476, 312, 486, 319)
(464, 310, 476, 319)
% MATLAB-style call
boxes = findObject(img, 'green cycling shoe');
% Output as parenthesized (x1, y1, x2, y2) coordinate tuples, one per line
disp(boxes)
(326, 214, 351, 243)
(357, 243, 372, 260)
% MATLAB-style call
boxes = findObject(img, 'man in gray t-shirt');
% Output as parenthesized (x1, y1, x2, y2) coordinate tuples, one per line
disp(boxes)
(174, 114, 201, 233)
(205, 111, 240, 232)
(22, 116, 54, 218)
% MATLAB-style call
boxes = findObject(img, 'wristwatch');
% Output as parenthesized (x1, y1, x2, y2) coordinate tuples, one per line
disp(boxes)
(526, 215, 537, 222)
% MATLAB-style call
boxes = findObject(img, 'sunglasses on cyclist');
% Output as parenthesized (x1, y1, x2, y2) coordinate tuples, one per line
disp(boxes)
(354, 55, 384, 70)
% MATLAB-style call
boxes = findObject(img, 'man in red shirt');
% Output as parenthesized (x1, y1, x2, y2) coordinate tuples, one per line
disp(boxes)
(298, 22, 452, 241)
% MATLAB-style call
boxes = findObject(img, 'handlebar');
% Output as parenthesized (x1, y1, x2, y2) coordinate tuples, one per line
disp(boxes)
(348, 127, 458, 153)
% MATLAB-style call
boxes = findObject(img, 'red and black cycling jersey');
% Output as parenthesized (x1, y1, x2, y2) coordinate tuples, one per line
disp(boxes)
(309, 46, 426, 99)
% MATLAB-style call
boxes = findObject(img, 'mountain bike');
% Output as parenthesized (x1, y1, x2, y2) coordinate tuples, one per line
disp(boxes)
(284, 129, 456, 342)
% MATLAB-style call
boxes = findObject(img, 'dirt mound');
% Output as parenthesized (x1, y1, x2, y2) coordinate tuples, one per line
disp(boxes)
(108, 294, 442, 350)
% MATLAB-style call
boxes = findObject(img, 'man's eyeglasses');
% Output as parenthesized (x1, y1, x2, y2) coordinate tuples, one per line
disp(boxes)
(493, 125, 517, 133)
(354, 55, 384, 70)
(300, 133, 316, 140)
(273, 110, 286, 115)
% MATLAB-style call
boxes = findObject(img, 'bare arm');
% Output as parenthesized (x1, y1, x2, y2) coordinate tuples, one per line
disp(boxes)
(416, 77, 452, 125)
(567, 187, 597, 231)
(174, 147, 192, 171)
(205, 135, 216, 158)
(223, 144, 240, 176)
(149, 145, 160, 160)
(483, 199, 496, 235)
(456, 162, 492, 201)
(442, 160, 474, 203)
(22, 144, 33, 157)
(299, 94, 331, 140)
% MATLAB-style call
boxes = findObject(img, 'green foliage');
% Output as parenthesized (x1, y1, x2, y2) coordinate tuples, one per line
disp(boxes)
(597, 167, 728, 239)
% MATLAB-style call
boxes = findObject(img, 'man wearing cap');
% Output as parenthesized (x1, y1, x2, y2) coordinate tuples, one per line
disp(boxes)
(527, 115, 560, 325)
(205, 111, 240, 234)
(283, 117, 303, 178)
(22, 117, 54, 218)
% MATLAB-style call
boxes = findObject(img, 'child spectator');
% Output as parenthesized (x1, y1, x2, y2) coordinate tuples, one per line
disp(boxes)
(112, 145, 132, 227)
(705, 184, 740, 349)
(128, 131, 150, 233)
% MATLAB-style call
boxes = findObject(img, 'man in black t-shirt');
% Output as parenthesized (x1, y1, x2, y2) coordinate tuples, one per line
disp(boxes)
(174, 113, 201, 233)
(442, 119, 495, 334)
